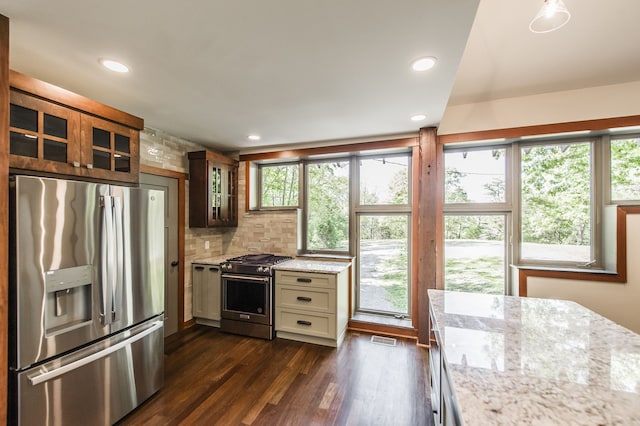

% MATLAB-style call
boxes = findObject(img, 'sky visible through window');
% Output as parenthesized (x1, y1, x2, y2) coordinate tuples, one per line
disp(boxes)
(445, 149, 505, 204)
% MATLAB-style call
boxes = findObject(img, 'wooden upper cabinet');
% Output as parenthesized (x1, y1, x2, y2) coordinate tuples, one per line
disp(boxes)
(10, 91, 81, 175)
(79, 115, 139, 182)
(188, 150, 238, 228)
(8, 70, 143, 183)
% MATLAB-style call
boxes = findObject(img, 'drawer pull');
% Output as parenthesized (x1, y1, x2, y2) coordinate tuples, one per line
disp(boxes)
(297, 278, 312, 283)
(297, 320, 312, 326)
(194, 266, 205, 271)
(209, 267, 219, 272)
(297, 296, 312, 302)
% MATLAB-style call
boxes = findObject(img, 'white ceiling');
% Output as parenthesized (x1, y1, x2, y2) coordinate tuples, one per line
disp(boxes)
(1, 1, 639, 152)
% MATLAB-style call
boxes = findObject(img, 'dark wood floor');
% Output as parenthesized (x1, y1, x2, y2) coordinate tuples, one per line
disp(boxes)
(117, 325, 432, 426)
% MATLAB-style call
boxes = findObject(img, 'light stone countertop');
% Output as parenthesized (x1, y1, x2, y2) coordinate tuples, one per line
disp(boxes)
(428, 289, 640, 425)
(191, 254, 238, 265)
(273, 259, 351, 274)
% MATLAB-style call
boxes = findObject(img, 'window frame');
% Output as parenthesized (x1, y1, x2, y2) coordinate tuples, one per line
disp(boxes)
(442, 134, 617, 278)
(443, 144, 513, 294)
(300, 156, 352, 255)
(606, 132, 640, 205)
(443, 144, 513, 213)
(353, 152, 413, 317)
(356, 152, 412, 209)
(355, 211, 412, 317)
(514, 137, 602, 268)
(256, 161, 302, 210)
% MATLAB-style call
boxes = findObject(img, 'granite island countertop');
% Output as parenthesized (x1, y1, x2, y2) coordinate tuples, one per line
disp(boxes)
(428, 289, 640, 425)
(273, 259, 350, 274)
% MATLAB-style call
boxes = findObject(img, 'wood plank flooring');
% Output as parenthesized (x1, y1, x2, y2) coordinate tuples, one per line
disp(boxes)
(117, 326, 433, 426)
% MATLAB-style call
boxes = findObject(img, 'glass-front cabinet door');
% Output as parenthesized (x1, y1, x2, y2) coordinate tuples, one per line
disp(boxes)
(9, 90, 139, 183)
(208, 162, 238, 226)
(188, 150, 238, 228)
(80, 115, 140, 183)
(9, 90, 81, 174)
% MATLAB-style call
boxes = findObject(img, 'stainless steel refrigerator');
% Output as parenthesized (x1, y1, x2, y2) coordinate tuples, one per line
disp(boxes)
(9, 175, 165, 425)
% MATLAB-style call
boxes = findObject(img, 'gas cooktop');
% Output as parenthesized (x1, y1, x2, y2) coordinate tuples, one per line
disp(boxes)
(221, 253, 292, 275)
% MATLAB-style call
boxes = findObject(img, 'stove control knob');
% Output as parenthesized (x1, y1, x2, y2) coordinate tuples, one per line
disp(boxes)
(259, 266, 270, 273)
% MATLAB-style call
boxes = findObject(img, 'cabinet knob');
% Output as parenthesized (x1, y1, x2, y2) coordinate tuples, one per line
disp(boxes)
(171, 260, 179, 267)
(86, 163, 93, 169)
(72, 161, 81, 168)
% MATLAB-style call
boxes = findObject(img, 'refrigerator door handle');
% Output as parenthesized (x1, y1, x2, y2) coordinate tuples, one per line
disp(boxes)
(100, 195, 114, 326)
(112, 196, 123, 322)
(27, 320, 163, 386)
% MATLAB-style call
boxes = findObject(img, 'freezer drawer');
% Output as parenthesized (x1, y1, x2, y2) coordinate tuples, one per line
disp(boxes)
(12, 318, 164, 426)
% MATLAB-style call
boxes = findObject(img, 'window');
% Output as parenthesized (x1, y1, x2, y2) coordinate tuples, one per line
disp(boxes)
(356, 154, 412, 316)
(259, 163, 299, 208)
(444, 214, 506, 295)
(252, 149, 413, 318)
(357, 214, 410, 314)
(305, 160, 350, 252)
(442, 130, 640, 282)
(520, 141, 593, 264)
(445, 148, 506, 204)
(444, 146, 510, 295)
(610, 135, 640, 202)
(359, 156, 409, 205)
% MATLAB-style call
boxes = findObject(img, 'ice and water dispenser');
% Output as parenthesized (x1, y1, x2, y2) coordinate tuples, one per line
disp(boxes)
(44, 265, 93, 335)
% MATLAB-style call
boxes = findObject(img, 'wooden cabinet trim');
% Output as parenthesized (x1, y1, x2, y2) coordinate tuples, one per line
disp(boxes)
(9, 70, 143, 130)
(188, 149, 237, 166)
(1, 14, 10, 425)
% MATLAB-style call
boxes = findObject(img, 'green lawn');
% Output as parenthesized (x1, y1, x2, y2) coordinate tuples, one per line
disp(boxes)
(444, 256, 504, 294)
(382, 249, 408, 312)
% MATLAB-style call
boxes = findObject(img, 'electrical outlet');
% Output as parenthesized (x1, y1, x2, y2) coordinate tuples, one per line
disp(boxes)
(204, 241, 210, 250)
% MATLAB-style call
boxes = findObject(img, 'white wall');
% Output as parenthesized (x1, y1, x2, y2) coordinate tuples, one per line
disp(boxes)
(439, 80, 640, 135)
(527, 215, 640, 334)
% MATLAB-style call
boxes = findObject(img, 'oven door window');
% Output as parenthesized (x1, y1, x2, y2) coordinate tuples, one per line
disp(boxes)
(224, 278, 267, 315)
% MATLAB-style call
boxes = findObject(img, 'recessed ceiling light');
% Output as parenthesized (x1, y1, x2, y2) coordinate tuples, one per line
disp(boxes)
(411, 56, 437, 72)
(411, 114, 427, 122)
(247, 134, 261, 141)
(99, 59, 130, 73)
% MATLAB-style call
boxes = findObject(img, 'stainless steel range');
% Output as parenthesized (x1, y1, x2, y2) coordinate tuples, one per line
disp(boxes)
(220, 254, 292, 340)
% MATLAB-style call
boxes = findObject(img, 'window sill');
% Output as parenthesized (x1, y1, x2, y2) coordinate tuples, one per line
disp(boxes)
(511, 264, 618, 276)
(247, 207, 299, 214)
(297, 253, 354, 261)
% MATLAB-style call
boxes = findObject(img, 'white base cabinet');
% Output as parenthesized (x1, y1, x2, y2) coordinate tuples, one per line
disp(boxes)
(192, 263, 221, 327)
(275, 269, 348, 347)
(429, 302, 460, 426)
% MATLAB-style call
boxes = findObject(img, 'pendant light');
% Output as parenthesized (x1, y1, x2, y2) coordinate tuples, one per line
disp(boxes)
(529, 0, 571, 34)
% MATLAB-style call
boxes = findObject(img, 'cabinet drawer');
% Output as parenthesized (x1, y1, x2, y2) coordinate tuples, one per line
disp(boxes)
(275, 309, 336, 339)
(276, 285, 335, 313)
(275, 271, 336, 289)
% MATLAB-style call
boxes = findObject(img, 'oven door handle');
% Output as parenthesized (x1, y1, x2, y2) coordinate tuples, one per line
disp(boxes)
(222, 274, 270, 282)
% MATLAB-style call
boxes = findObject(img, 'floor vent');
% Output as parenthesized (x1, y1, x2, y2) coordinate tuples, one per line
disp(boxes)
(370, 335, 397, 346)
